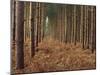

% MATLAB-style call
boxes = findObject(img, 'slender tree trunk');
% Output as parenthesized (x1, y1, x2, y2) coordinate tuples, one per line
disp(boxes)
(74, 5, 76, 45)
(94, 6, 96, 51)
(77, 6, 81, 43)
(82, 6, 85, 49)
(31, 2, 35, 57)
(87, 6, 90, 49)
(91, 6, 96, 53)
(80, 5, 83, 47)
(88, 6, 91, 50)
(11, 0, 16, 51)
(11, 0, 16, 42)
(84, 6, 87, 49)
(69, 5, 72, 43)
(90, 6, 93, 53)
(60, 6, 62, 42)
(72, 6, 74, 43)
(38, 3, 41, 43)
(71, 6, 74, 43)
(64, 5, 67, 42)
(36, 3, 39, 47)
(67, 5, 70, 43)
(41, 3, 44, 41)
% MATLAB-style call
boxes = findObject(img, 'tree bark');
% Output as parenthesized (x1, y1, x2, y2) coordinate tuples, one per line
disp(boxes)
(31, 2, 35, 57)
(74, 5, 76, 45)
(16, 1, 24, 69)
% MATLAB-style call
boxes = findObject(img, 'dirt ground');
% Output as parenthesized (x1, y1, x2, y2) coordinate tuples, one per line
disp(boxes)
(11, 38, 96, 74)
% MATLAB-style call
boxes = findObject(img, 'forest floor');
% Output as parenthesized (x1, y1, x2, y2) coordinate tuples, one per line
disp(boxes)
(11, 37, 96, 74)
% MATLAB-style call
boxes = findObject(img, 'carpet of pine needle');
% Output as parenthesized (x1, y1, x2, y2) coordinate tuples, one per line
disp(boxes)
(11, 37, 96, 74)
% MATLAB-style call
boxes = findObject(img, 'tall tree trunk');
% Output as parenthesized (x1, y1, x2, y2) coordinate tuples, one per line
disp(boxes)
(16, 1, 24, 69)
(31, 2, 35, 57)
(64, 5, 67, 42)
(86, 6, 89, 49)
(11, 0, 16, 70)
(11, 0, 16, 42)
(36, 3, 39, 48)
(88, 6, 91, 49)
(38, 3, 41, 43)
(41, 3, 44, 41)
(84, 6, 87, 49)
(67, 5, 70, 43)
(80, 5, 83, 47)
(91, 6, 96, 53)
(90, 6, 93, 53)
(94, 6, 96, 51)
(76, 6, 81, 43)
(71, 6, 74, 43)
(74, 5, 76, 45)
(72, 6, 74, 43)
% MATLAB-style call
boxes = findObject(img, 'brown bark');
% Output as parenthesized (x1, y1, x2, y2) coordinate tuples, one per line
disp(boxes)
(16, 1, 24, 69)
(74, 5, 76, 45)
(91, 6, 96, 53)
(31, 2, 35, 57)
